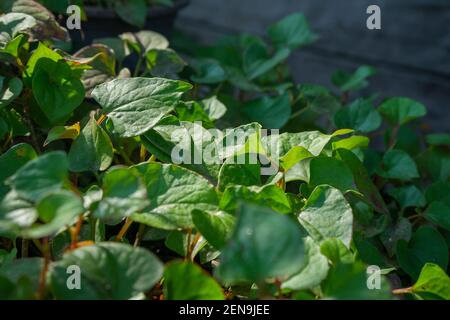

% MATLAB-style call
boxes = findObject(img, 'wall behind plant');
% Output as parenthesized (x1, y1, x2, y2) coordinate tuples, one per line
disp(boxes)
(176, 0, 450, 131)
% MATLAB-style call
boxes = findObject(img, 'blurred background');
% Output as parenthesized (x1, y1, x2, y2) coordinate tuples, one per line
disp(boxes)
(175, 0, 450, 130)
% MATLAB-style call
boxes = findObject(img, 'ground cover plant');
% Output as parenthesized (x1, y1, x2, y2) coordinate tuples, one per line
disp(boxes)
(1, 1, 450, 300)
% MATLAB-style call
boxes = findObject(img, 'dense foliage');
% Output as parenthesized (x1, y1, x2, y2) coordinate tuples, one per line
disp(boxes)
(1, 0, 449, 300)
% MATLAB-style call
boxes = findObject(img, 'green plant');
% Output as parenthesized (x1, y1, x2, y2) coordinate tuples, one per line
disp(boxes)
(1, 3, 449, 300)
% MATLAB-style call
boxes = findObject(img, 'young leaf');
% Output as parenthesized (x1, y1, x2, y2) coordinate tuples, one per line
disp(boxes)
(68, 116, 113, 173)
(334, 98, 382, 133)
(410, 263, 450, 300)
(163, 261, 224, 300)
(332, 65, 376, 92)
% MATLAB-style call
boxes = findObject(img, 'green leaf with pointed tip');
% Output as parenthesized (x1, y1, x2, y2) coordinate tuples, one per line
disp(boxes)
(396, 226, 448, 279)
(164, 261, 224, 300)
(380, 217, 412, 257)
(267, 12, 317, 50)
(242, 93, 291, 129)
(308, 157, 354, 192)
(91, 77, 191, 137)
(24, 42, 62, 84)
(378, 97, 427, 126)
(332, 136, 369, 151)
(32, 58, 85, 124)
(146, 48, 186, 78)
(299, 185, 353, 247)
(388, 185, 426, 209)
(6, 151, 68, 202)
(93, 167, 149, 224)
(50, 242, 163, 299)
(282, 237, 329, 290)
(215, 203, 306, 284)
(220, 184, 291, 214)
(411, 263, 450, 300)
(131, 163, 219, 230)
(376, 149, 419, 180)
(279, 146, 313, 171)
(192, 210, 235, 249)
(22, 191, 83, 239)
(424, 201, 450, 231)
(334, 98, 382, 133)
(68, 116, 113, 173)
(332, 65, 376, 92)
(0, 77, 22, 110)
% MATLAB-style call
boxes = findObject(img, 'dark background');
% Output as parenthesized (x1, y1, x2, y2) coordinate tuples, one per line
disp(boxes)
(175, 0, 450, 131)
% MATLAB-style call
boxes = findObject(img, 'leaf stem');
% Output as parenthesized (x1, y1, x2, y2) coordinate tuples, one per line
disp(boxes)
(392, 287, 412, 295)
(133, 223, 146, 247)
(116, 217, 133, 241)
(70, 215, 84, 250)
(21, 239, 29, 258)
(37, 237, 50, 300)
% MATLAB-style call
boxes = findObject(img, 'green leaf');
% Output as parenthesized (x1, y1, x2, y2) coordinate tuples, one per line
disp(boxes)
(22, 191, 83, 239)
(308, 157, 354, 192)
(282, 237, 329, 290)
(332, 65, 376, 92)
(0, 257, 43, 296)
(131, 163, 219, 230)
(220, 184, 291, 214)
(68, 116, 113, 173)
(332, 135, 369, 151)
(335, 148, 389, 214)
(114, 0, 146, 28)
(0, 77, 22, 110)
(146, 48, 186, 78)
(334, 98, 381, 133)
(242, 93, 291, 129)
(299, 185, 353, 247)
(424, 201, 450, 231)
(201, 96, 227, 121)
(6, 151, 68, 202)
(378, 97, 427, 126)
(50, 242, 163, 299)
(93, 167, 149, 224)
(0, 189, 36, 231)
(380, 217, 412, 257)
(215, 203, 306, 284)
(320, 238, 354, 265)
(411, 263, 450, 300)
(94, 37, 129, 63)
(396, 226, 448, 279)
(190, 58, 227, 84)
(376, 149, 419, 180)
(322, 261, 391, 299)
(163, 261, 224, 300)
(192, 210, 235, 249)
(243, 39, 290, 80)
(267, 12, 317, 49)
(217, 157, 261, 192)
(44, 123, 80, 147)
(388, 185, 426, 209)
(32, 58, 85, 124)
(24, 42, 62, 84)
(91, 77, 192, 137)
(425, 181, 450, 207)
